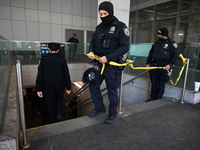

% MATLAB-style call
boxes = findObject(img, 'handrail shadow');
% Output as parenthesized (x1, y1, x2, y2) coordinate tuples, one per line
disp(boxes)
(64, 70, 149, 110)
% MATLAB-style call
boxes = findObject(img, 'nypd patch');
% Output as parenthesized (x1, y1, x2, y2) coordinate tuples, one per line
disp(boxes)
(123, 28, 130, 37)
(173, 43, 178, 48)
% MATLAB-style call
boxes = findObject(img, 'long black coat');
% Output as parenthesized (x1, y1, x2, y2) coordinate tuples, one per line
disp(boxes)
(36, 53, 71, 92)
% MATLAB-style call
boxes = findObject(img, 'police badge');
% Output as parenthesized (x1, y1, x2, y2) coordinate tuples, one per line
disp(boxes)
(163, 44, 168, 49)
(109, 26, 116, 34)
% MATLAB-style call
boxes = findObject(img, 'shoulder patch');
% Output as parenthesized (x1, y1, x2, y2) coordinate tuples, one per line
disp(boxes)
(173, 43, 178, 48)
(123, 28, 130, 37)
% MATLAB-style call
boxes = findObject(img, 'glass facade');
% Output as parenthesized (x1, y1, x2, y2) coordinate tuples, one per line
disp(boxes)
(156, 1, 179, 19)
(0, 36, 11, 129)
(130, 0, 200, 43)
(127, 43, 200, 90)
(138, 6, 154, 22)
(154, 18, 176, 41)
(129, 0, 200, 90)
(180, 0, 200, 14)
(136, 22, 153, 43)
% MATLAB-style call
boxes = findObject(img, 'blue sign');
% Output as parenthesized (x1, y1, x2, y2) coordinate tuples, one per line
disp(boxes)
(41, 50, 45, 54)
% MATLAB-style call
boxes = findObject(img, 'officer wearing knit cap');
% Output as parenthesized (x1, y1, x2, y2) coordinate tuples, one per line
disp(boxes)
(86, 1, 130, 124)
(145, 28, 179, 102)
(158, 28, 169, 37)
(67, 33, 79, 61)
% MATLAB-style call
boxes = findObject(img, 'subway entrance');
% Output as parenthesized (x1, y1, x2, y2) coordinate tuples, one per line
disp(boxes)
(23, 82, 92, 129)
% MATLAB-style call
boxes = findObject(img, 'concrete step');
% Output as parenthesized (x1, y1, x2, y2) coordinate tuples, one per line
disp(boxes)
(26, 98, 176, 142)
(25, 98, 200, 150)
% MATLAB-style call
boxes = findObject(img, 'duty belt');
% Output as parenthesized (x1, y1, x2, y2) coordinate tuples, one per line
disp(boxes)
(151, 62, 168, 67)
(105, 63, 125, 70)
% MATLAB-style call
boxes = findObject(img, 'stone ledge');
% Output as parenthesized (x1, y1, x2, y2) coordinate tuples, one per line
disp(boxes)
(0, 66, 19, 150)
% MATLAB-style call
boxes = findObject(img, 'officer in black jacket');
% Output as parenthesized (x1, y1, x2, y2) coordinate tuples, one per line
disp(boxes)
(36, 43, 71, 123)
(87, 1, 130, 124)
(68, 33, 79, 61)
(145, 28, 179, 102)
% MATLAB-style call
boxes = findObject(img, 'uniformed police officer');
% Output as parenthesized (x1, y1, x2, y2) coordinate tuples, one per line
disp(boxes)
(36, 43, 71, 124)
(145, 28, 179, 102)
(68, 33, 79, 61)
(87, 1, 130, 124)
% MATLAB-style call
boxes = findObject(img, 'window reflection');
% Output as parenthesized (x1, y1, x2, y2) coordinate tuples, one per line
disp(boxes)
(177, 16, 189, 43)
(129, 0, 200, 44)
(156, 1, 178, 19)
(154, 18, 176, 41)
(181, 0, 200, 14)
(130, 11, 136, 24)
(183, 14, 200, 43)
(129, 0, 200, 90)
(138, 6, 154, 22)
(136, 22, 153, 43)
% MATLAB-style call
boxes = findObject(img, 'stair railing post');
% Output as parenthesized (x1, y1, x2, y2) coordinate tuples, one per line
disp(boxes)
(118, 70, 124, 114)
(16, 60, 30, 149)
(181, 58, 190, 104)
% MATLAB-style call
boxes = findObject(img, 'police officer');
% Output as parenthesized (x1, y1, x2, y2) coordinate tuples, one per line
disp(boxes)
(36, 43, 71, 124)
(87, 1, 130, 124)
(68, 33, 79, 61)
(145, 28, 179, 102)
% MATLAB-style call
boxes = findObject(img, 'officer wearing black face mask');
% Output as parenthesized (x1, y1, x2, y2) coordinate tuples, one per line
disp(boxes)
(87, 1, 130, 124)
(145, 28, 179, 102)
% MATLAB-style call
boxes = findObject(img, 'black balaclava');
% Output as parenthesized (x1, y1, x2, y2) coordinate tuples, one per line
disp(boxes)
(99, 1, 115, 25)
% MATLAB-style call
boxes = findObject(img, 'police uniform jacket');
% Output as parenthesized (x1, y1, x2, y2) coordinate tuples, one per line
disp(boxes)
(89, 18, 130, 62)
(146, 37, 179, 67)
(36, 53, 71, 92)
(68, 37, 79, 44)
(68, 37, 79, 48)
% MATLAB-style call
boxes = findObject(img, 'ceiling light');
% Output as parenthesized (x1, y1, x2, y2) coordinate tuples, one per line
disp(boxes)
(74, 82, 82, 88)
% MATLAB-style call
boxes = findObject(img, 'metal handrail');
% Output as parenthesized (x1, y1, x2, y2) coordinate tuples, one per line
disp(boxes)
(64, 83, 89, 104)
(68, 70, 149, 110)
(16, 60, 30, 149)
(181, 59, 190, 103)
(66, 60, 189, 112)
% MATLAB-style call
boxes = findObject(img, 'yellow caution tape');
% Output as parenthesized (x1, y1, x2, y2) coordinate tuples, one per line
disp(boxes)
(86, 53, 188, 86)
(169, 54, 188, 85)
(19, 130, 23, 144)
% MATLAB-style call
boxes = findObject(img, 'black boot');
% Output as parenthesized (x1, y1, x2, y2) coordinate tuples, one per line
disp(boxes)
(145, 98, 153, 102)
(105, 114, 117, 124)
(56, 112, 63, 122)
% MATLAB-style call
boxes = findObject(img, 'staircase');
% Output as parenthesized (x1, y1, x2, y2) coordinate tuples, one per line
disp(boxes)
(26, 98, 200, 150)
